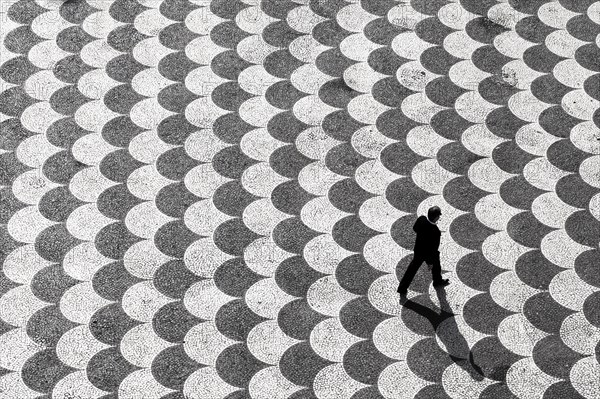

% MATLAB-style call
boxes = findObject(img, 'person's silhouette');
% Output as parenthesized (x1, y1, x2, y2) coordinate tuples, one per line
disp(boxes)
(397, 206, 449, 295)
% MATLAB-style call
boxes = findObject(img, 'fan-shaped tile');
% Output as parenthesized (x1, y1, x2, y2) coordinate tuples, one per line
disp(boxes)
(248, 366, 302, 399)
(53, 370, 108, 399)
(313, 363, 368, 399)
(184, 279, 235, 320)
(3, 243, 52, 285)
(542, 229, 591, 271)
(549, 269, 597, 311)
(560, 312, 600, 356)
(183, 367, 239, 399)
(356, 159, 401, 196)
(378, 361, 432, 399)
(570, 356, 600, 399)
(307, 275, 359, 317)
(60, 279, 113, 323)
(310, 317, 363, 363)
(122, 281, 173, 322)
(56, 325, 110, 369)
(0, 327, 43, 371)
(497, 313, 549, 358)
(121, 323, 173, 368)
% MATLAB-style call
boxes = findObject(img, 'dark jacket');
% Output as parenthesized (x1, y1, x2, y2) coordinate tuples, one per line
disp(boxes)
(413, 215, 441, 260)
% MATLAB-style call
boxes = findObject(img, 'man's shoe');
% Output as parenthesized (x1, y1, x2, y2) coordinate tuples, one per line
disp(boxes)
(433, 279, 450, 287)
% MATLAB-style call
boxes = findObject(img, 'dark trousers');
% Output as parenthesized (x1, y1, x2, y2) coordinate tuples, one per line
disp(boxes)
(398, 251, 443, 291)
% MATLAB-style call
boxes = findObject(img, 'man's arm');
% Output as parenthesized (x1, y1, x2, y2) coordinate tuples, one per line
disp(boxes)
(412, 216, 423, 232)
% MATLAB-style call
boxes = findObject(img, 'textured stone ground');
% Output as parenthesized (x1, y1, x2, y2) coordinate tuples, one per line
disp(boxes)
(1, 0, 600, 398)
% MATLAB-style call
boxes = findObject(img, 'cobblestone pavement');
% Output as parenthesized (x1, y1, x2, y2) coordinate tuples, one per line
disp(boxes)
(1, 0, 599, 398)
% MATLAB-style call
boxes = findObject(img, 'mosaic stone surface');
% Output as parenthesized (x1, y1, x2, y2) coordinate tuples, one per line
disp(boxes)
(1, 0, 599, 397)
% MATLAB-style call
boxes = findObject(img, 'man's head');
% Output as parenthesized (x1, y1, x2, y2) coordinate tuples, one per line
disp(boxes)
(427, 206, 442, 223)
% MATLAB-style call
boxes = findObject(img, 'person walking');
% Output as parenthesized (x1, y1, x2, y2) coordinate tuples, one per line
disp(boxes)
(397, 206, 450, 295)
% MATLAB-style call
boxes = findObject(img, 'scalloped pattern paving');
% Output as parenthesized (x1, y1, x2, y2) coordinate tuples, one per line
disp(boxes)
(1, 0, 599, 398)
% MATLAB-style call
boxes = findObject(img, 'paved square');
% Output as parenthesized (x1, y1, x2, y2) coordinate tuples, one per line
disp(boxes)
(1, 0, 599, 398)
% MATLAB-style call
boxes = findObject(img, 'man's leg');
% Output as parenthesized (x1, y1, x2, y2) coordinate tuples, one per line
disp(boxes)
(398, 254, 423, 293)
(430, 251, 446, 285)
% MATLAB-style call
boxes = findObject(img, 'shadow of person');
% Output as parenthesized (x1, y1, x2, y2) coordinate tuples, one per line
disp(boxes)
(400, 288, 484, 381)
